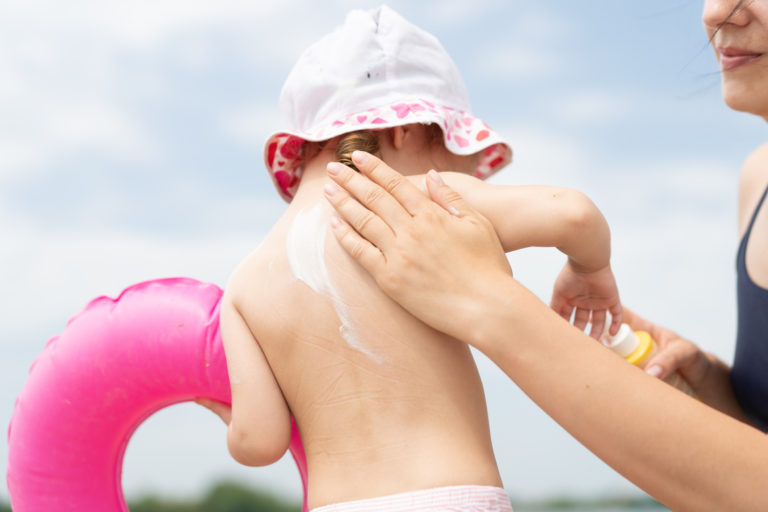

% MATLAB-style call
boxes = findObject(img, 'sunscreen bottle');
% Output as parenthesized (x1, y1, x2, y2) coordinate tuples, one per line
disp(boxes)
(602, 323, 697, 398)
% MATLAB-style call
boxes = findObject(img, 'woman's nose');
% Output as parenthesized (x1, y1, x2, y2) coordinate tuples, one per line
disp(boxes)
(702, 0, 748, 31)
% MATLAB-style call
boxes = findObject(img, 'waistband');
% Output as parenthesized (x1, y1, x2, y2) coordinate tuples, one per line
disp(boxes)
(311, 485, 513, 512)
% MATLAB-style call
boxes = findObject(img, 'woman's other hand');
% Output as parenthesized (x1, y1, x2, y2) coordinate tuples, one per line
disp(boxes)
(622, 308, 749, 421)
(621, 309, 709, 386)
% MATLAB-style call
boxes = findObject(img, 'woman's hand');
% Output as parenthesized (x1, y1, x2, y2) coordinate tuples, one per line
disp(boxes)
(551, 261, 623, 339)
(621, 309, 709, 386)
(621, 308, 750, 420)
(324, 150, 513, 343)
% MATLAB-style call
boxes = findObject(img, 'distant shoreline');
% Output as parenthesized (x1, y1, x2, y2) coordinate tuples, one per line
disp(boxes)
(1, 480, 670, 512)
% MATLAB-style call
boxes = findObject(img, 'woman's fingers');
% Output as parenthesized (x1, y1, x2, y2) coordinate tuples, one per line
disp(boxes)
(425, 170, 475, 217)
(323, 180, 396, 251)
(644, 338, 703, 381)
(328, 215, 387, 277)
(351, 151, 433, 216)
(327, 160, 412, 228)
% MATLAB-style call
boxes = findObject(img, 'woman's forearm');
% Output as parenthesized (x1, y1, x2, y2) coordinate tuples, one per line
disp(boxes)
(474, 278, 768, 511)
(324, 153, 768, 510)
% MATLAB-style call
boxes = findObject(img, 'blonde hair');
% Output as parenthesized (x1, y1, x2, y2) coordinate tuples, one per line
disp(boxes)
(334, 125, 444, 172)
(335, 131, 380, 172)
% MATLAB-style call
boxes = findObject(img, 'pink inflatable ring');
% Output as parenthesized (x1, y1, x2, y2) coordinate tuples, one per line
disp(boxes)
(7, 277, 308, 511)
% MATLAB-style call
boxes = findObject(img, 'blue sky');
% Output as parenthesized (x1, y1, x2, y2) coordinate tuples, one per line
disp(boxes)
(2, 0, 766, 504)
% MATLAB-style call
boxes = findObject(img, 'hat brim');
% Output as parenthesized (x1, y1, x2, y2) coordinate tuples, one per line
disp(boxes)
(264, 97, 512, 202)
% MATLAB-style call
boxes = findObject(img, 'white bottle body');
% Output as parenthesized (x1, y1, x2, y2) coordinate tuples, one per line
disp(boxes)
(602, 323, 696, 398)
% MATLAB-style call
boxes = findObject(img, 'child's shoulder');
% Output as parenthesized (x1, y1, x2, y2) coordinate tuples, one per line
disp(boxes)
(223, 244, 279, 305)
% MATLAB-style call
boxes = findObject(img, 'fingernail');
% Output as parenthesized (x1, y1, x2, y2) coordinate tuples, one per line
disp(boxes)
(327, 162, 344, 176)
(329, 215, 341, 228)
(427, 169, 445, 186)
(324, 183, 339, 196)
(448, 206, 460, 216)
(646, 365, 663, 378)
(352, 150, 367, 164)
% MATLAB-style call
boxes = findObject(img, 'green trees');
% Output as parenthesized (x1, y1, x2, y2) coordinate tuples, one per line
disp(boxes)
(128, 481, 301, 512)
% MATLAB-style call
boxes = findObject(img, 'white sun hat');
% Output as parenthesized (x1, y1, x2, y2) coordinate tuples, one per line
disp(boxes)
(264, 5, 512, 202)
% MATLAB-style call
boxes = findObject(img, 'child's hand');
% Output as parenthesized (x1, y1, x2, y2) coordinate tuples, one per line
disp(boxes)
(550, 260, 622, 339)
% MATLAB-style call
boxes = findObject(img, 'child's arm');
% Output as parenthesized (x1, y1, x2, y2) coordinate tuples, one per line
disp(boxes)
(438, 172, 621, 336)
(439, 172, 609, 267)
(218, 290, 292, 466)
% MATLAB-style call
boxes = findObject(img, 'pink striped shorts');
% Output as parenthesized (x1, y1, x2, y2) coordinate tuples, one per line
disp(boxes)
(311, 485, 513, 512)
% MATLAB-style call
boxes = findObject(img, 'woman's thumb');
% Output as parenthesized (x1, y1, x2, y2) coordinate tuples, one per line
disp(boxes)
(644, 339, 696, 380)
(426, 170, 472, 217)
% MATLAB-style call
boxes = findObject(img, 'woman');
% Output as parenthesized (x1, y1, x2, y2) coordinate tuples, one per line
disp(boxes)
(636, 0, 768, 431)
(324, 1, 768, 510)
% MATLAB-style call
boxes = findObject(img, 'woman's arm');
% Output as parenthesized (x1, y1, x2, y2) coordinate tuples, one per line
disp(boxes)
(218, 291, 292, 466)
(324, 151, 768, 511)
(475, 278, 768, 512)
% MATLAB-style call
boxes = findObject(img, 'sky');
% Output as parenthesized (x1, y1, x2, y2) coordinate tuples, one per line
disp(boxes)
(2, 0, 767, 505)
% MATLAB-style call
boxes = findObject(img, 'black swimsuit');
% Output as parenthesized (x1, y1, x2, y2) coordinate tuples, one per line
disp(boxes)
(732, 185, 768, 431)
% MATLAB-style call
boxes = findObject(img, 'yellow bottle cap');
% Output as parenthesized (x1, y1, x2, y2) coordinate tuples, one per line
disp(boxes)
(625, 330, 655, 366)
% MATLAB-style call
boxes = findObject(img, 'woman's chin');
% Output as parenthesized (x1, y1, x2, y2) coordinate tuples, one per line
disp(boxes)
(722, 88, 768, 118)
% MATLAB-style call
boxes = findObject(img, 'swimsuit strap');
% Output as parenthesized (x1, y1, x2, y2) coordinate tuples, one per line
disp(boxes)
(744, 184, 768, 243)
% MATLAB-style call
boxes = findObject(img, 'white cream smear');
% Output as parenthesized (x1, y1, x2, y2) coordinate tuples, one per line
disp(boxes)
(286, 202, 383, 363)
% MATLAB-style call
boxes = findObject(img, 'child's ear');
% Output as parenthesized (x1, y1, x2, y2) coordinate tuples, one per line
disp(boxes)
(390, 126, 406, 149)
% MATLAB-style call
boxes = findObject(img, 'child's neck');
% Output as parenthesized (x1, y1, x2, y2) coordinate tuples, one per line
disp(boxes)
(291, 151, 334, 204)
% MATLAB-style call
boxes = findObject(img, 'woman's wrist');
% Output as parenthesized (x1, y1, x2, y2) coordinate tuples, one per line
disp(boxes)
(467, 276, 542, 356)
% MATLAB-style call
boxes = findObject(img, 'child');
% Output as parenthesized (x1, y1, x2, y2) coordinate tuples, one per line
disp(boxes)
(204, 6, 621, 511)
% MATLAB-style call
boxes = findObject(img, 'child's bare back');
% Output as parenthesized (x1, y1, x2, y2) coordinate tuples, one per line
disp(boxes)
(223, 159, 502, 508)
(212, 7, 620, 511)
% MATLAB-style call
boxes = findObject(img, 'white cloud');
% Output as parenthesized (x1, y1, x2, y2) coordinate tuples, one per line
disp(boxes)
(2, 0, 282, 50)
(221, 103, 284, 150)
(478, 44, 563, 81)
(425, 0, 506, 27)
(550, 91, 634, 124)
(0, 217, 263, 339)
(0, 100, 153, 178)
(473, 7, 574, 82)
(0, 0, 325, 181)
(487, 124, 592, 187)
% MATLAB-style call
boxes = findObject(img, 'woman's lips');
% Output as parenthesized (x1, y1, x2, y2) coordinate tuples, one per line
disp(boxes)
(719, 47, 763, 70)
